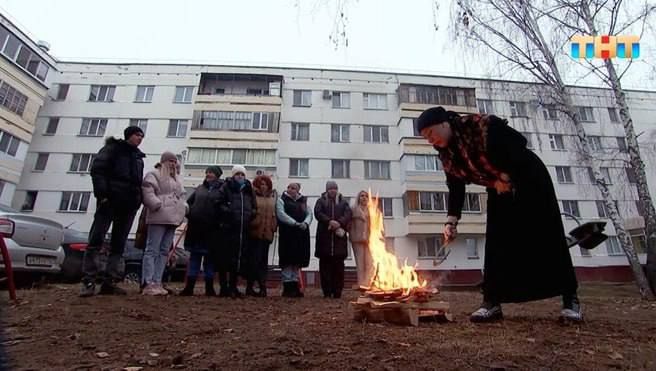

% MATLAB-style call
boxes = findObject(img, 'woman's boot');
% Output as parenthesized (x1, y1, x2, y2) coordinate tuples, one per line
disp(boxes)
(205, 279, 216, 297)
(179, 278, 196, 296)
(245, 280, 258, 296)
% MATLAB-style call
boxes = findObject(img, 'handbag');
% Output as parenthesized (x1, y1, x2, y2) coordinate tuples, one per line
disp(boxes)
(134, 208, 148, 250)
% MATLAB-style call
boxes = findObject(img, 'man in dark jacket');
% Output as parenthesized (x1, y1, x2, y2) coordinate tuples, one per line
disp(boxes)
(314, 181, 352, 298)
(216, 165, 257, 298)
(80, 126, 146, 297)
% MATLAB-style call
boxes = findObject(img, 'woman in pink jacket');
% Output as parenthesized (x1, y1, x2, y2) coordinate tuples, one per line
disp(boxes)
(141, 151, 187, 296)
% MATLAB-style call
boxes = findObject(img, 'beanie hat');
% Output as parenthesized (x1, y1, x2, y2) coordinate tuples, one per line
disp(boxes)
(124, 126, 144, 140)
(415, 106, 460, 134)
(326, 180, 338, 191)
(232, 164, 247, 177)
(160, 151, 177, 163)
(205, 166, 223, 178)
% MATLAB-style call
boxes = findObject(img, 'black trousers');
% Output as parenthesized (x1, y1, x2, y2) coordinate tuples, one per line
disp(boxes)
(319, 256, 345, 297)
(246, 239, 270, 288)
(82, 200, 137, 284)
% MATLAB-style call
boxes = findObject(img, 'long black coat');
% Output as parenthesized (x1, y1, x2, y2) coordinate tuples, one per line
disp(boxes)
(277, 192, 311, 267)
(90, 137, 145, 211)
(446, 116, 578, 303)
(184, 179, 224, 255)
(314, 193, 352, 259)
(216, 177, 257, 272)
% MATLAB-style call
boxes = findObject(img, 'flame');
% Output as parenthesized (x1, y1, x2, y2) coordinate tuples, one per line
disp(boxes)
(365, 190, 427, 295)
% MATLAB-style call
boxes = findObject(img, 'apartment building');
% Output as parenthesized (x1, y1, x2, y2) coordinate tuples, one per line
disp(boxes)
(5, 14, 656, 282)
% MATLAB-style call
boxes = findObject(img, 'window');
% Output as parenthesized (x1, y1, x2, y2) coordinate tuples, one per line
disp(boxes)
(412, 155, 442, 172)
(606, 236, 622, 256)
(477, 99, 494, 114)
(596, 201, 609, 218)
(0, 81, 28, 116)
(363, 126, 389, 143)
(377, 198, 393, 217)
(0, 130, 21, 157)
(59, 191, 91, 212)
(167, 119, 188, 138)
(509, 101, 527, 117)
(246, 88, 267, 96)
(363, 93, 387, 110)
(331, 124, 350, 143)
(542, 105, 558, 120)
(466, 238, 479, 259)
(70, 154, 95, 173)
(135, 85, 154, 103)
(418, 192, 448, 212)
(289, 158, 309, 177)
(577, 106, 595, 122)
(55, 84, 69, 101)
(21, 191, 38, 212)
(293, 90, 312, 107)
(616, 137, 627, 153)
(331, 160, 350, 179)
(174, 86, 194, 103)
(636, 201, 646, 217)
(399, 85, 476, 107)
(626, 167, 637, 184)
(0, 180, 4, 198)
(79, 118, 108, 137)
(600, 167, 612, 184)
(332, 91, 350, 108)
(555, 166, 573, 183)
(587, 167, 596, 183)
(463, 193, 481, 212)
(251, 112, 271, 131)
(562, 200, 581, 218)
(0, 26, 49, 81)
(187, 148, 275, 166)
(364, 160, 391, 179)
(580, 246, 592, 257)
(88, 85, 115, 102)
(589, 136, 603, 151)
(549, 134, 565, 150)
(608, 107, 619, 123)
(522, 132, 534, 149)
(196, 111, 279, 132)
(129, 119, 148, 133)
(45, 117, 59, 135)
(417, 236, 443, 258)
(3, 34, 20, 59)
(34, 153, 49, 171)
(291, 123, 309, 141)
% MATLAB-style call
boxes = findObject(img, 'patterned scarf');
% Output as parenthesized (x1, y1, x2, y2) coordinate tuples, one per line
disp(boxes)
(436, 114, 508, 188)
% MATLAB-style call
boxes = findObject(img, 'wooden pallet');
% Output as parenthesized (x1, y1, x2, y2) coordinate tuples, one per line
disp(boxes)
(351, 296, 453, 326)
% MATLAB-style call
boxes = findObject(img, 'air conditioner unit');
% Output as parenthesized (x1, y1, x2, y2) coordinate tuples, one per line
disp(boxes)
(322, 90, 332, 100)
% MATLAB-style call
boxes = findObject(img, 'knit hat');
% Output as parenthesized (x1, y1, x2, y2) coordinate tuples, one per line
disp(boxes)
(231, 164, 247, 177)
(205, 166, 223, 178)
(124, 126, 144, 140)
(415, 106, 459, 134)
(326, 180, 338, 191)
(160, 151, 177, 163)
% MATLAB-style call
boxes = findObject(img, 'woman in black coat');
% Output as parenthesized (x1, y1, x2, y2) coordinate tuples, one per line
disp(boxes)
(416, 106, 581, 323)
(180, 166, 224, 296)
(216, 165, 257, 298)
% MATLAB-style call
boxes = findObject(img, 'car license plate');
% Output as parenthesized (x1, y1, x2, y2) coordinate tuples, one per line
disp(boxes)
(26, 255, 56, 266)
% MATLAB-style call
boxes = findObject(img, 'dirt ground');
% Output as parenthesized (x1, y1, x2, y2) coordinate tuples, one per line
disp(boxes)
(2, 283, 655, 371)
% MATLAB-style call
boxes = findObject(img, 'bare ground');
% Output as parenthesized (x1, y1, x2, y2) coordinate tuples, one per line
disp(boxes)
(2, 283, 656, 370)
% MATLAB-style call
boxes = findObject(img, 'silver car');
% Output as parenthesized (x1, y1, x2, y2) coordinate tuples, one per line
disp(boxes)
(0, 205, 65, 274)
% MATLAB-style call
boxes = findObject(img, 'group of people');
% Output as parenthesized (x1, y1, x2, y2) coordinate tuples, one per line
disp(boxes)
(79, 104, 584, 323)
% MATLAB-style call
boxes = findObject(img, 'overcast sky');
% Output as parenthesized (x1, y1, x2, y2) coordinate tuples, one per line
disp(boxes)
(1, 0, 654, 90)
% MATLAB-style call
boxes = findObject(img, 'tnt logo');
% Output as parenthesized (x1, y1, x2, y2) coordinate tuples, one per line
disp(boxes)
(570, 35, 640, 59)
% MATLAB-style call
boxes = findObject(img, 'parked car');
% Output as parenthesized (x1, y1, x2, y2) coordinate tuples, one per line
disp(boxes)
(59, 229, 189, 283)
(0, 205, 65, 275)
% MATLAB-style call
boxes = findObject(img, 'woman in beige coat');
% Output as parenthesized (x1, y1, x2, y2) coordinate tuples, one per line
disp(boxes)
(349, 190, 373, 287)
(141, 151, 187, 295)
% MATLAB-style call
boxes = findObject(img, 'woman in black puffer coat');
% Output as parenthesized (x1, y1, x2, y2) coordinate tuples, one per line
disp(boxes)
(216, 165, 257, 298)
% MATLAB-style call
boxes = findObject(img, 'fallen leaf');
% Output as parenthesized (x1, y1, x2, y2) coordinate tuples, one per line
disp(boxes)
(609, 352, 624, 360)
(149, 353, 159, 358)
(147, 360, 158, 366)
(398, 342, 411, 347)
(526, 338, 536, 343)
(190, 353, 202, 359)
(123, 367, 143, 371)
(224, 328, 234, 333)
(96, 352, 109, 359)
(585, 349, 595, 355)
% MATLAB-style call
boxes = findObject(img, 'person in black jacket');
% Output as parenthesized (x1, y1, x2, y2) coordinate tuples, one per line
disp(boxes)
(180, 166, 224, 296)
(216, 165, 257, 298)
(314, 181, 352, 299)
(80, 126, 145, 297)
(416, 106, 581, 323)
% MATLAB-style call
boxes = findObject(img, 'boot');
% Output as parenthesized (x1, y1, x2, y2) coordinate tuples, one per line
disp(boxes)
(470, 302, 503, 323)
(561, 294, 583, 322)
(218, 271, 230, 297)
(98, 281, 127, 296)
(205, 279, 216, 296)
(179, 278, 196, 296)
(245, 280, 258, 297)
(79, 281, 96, 298)
(292, 282, 304, 298)
(229, 274, 242, 299)
(282, 282, 293, 297)
(257, 280, 267, 297)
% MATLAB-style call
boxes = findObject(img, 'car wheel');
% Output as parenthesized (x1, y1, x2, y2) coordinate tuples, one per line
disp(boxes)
(123, 271, 141, 285)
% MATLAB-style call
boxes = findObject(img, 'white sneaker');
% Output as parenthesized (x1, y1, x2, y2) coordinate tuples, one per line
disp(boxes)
(142, 284, 159, 296)
(470, 303, 503, 323)
(155, 284, 169, 296)
(560, 308, 583, 322)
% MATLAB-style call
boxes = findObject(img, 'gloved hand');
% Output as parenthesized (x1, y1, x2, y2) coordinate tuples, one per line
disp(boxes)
(298, 222, 308, 230)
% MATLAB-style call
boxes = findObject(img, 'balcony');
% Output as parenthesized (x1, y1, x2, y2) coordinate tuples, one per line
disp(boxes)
(196, 73, 283, 106)
(398, 84, 478, 114)
(191, 110, 280, 133)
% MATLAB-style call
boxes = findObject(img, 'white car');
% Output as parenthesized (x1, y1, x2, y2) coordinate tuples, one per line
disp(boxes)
(0, 205, 65, 274)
